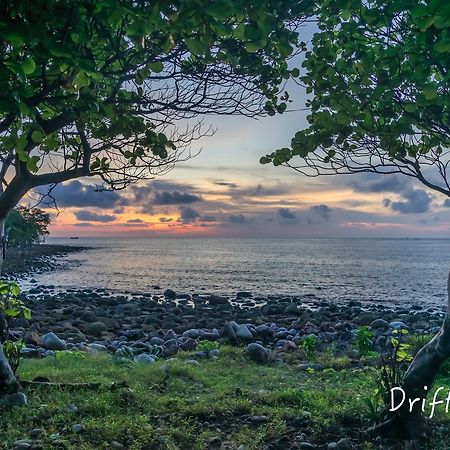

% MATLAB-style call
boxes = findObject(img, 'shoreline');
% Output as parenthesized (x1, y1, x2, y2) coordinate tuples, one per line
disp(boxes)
(2, 244, 87, 279)
(13, 284, 443, 365)
(3, 244, 444, 366)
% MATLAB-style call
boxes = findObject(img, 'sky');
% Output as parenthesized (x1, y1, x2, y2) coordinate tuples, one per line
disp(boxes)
(30, 102, 450, 239)
(22, 24, 450, 239)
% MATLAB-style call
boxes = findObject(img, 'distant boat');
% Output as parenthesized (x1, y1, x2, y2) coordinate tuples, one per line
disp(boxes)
(70, 237, 79, 240)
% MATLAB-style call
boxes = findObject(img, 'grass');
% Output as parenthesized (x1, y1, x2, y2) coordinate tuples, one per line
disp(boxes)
(0, 347, 450, 449)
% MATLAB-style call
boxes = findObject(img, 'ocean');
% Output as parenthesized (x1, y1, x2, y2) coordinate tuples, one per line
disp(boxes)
(20, 238, 450, 309)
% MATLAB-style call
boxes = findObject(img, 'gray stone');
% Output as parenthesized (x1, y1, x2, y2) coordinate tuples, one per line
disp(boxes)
(41, 332, 67, 350)
(298, 363, 326, 371)
(236, 324, 253, 341)
(245, 343, 268, 363)
(85, 322, 108, 337)
(183, 329, 200, 339)
(370, 319, 389, 329)
(149, 337, 164, 346)
(87, 343, 107, 352)
(72, 424, 85, 433)
(222, 322, 238, 344)
(208, 349, 220, 358)
(134, 354, 155, 364)
(208, 295, 229, 306)
(29, 428, 45, 439)
(4, 392, 28, 408)
(13, 442, 31, 450)
(390, 321, 408, 330)
(164, 289, 177, 300)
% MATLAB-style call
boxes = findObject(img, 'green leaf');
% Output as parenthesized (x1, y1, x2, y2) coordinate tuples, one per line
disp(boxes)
(31, 130, 44, 143)
(148, 61, 164, 73)
(404, 103, 418, 112)
(423, 86, 438, 100)
(434, 40, 450, 53)
(186, 38, 207, 56)
(21, 58, 36, 75)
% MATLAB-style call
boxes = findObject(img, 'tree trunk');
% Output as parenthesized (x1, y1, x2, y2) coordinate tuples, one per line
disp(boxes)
(0, 217, 19, 393)
(381, 270, 450, 439)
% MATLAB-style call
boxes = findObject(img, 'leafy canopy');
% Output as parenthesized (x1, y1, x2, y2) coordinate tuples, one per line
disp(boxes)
(0, 0, 310, 201)
(261, 0, 450, 197)
(5, 206, 50, 246)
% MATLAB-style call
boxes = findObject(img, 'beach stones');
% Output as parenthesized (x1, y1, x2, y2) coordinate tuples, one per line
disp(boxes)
(41, 332, 67, 350)
(222, 322, 238, 344)
(208, 295, 229, 306)
(245, 343, 268, 363)
(236, 324, 253, 341)
(370, 319, 389, 329)
(85, 322, 108, 337)
(134, 354, 155, 364)
(3, 392, 28, 408)
(164, 289, 177, 300)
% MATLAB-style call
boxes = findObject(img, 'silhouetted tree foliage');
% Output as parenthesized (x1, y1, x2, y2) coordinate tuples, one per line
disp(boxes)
(5, 206, 50, 247)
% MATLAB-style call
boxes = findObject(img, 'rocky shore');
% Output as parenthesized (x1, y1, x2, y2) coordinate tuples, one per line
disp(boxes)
(12, 285, 443, 365)
(3, 244, 86, 278)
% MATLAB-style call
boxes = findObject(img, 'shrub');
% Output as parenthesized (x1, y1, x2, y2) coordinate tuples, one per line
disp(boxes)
(0, 281, 31, 374)
(354, 326, 374, 357)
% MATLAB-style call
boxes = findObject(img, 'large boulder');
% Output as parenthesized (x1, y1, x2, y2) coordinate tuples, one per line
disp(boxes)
(164, 289, 177, 300)
(245, 343, 268, 363)
(40, 332, 67, 351)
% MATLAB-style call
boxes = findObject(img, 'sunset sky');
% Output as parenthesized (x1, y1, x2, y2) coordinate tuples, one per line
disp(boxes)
(30, 101, 450, 239)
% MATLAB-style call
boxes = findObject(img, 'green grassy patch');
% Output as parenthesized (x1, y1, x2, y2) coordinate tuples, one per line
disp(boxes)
(0, 347, 449, 449)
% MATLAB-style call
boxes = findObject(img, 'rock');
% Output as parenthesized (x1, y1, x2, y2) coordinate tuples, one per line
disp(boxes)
(250, 415, 268, 424)
(24, 330, 40, 346)
(299, 444, 317, 450)
(284, 303, 301, 315)
(208, 295, 229, 306)
(236, 324, 253, 341)
(179, 338, 197, 351)
(208, 436, 222, 449)
(66, 404, 79, 414)
(328, 438, 352, 449)
(390, 321, 408, 330)
(187, 359, 201, 367)
(85, 322, 108, 337)
(72, 424, 85, 433)
(13, 442, 31, 450)
(4, 392, 28, 408)
(164, 289, 177, 300)
(236, 291, 252, 299)
(29, 429, 45, 439)
(87, 343, 107, 352)
(183, 329, 200, 339)
(41, 332, 67, 351)
(222, 322, 238, 344)
(208, 349, 220, 358)
(370, 319, 389, 329)
(134, 354, 155, 364)
(298, 363, 326, 371)
(245, 343, 268, 363)
(149, 337, 164, 346)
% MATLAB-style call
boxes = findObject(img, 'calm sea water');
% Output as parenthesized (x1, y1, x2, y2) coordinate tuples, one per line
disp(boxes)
(20, 238, 450, 308)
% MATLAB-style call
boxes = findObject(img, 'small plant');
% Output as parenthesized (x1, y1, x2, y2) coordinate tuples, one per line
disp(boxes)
(362, 390, 384, 422)
(377, 329, 412, 410)
(196, 341, 219, 352)
(302, 335, 318, 360)
(0, 281, 31, 374)
(3, 340, 25, 374)
(354, 326, 374, 357)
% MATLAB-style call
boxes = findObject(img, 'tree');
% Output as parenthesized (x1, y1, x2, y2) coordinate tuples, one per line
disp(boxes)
(5, 206, 50, 247)
(0, 1, 312, 392)
(261, 0, 450, 438)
